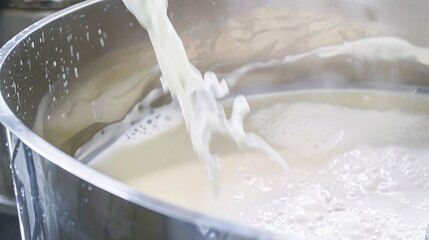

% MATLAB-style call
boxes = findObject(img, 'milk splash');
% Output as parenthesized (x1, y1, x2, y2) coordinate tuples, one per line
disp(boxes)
(121, 0, 287, 182)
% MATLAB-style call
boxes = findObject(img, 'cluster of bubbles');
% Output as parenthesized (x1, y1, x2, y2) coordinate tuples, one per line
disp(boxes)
(227, 171, 427, 239)
(330, 147, 429, 195)
(221, 99, 429, 239)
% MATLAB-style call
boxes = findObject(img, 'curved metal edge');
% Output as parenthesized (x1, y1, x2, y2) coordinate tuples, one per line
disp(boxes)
(0, 0, 278, 239)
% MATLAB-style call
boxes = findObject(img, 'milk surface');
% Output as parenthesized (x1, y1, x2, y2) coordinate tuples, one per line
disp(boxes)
(90, 89, 429, 240)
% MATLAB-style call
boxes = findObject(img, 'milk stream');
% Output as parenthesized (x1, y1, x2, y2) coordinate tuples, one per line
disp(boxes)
(120, 0, 287, 183)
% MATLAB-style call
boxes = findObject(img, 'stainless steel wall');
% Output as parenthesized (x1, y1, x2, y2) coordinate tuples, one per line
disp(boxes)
(0, 7, 50, 216)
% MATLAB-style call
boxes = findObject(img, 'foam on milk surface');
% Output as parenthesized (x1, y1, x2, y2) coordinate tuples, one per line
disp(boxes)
(91, 90, 429, 239)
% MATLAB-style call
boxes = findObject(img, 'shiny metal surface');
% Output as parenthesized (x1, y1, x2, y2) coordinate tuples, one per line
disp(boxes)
(0, 6, 58, 216)
(0, 7, 55, 216)
(0, 6, 45, 240)
(0, 0, 79, 9)
(0, 124, 15, 215)
(0, 0, 428, 239)
(0, 1, 80, 217)
(0, 8, 54, 46)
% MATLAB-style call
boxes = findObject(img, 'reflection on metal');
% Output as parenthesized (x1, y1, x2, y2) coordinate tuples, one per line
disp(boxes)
(0, 194, 15, 214)
(0, 124, 15, 215)
(10, 139, 45, 239)
(0, 6, 53, 216)
(0, 0, 81, 216)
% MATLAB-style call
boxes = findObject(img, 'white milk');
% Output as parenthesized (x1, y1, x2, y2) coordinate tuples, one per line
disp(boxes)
(90, 89, 429, 239)
(120, 0, 287, 183)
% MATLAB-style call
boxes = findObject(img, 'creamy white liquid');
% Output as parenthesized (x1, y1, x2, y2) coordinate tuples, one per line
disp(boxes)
(91, 89, 429, 239)
(120, 0, 287, 183)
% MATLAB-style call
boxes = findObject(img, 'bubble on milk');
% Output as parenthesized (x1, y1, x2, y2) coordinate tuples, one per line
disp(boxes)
(121, 106, 182, 143)
(75, 88, 183, 161)
(251, 197, 426, 239)
(330, 146, 429, 196)
(234, 136, 428, 239)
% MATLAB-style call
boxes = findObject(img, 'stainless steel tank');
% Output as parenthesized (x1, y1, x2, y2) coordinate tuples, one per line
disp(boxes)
(0, 6, 52, 217)
(0, 0, 428, 239)
(0, 128, 15, 217)
(0, 0, 80, 216)
(0, 5, 53, 218)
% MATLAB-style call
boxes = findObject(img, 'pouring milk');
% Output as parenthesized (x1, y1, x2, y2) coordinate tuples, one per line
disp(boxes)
(119, 0, 287, 184)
